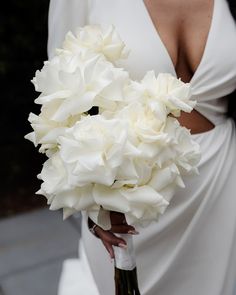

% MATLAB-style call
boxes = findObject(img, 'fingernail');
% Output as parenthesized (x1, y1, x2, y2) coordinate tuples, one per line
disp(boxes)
(118, 243, 127, 249)
(128, 230, 139, 235)
(110, 256, 114, 263)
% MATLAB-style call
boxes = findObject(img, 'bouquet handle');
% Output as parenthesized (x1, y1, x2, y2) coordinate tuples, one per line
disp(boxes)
(114, 234, 136, 270)
(114, 234, 141, 295)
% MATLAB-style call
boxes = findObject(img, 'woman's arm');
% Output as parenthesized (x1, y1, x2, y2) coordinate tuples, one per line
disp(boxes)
(47, 0, 88, 59)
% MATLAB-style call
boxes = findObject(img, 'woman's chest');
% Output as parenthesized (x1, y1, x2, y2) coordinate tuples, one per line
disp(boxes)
(142, 0, 215, 83)
(87, 0, 236, 91)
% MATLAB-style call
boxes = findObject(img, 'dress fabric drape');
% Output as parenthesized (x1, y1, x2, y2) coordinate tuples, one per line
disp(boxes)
(48, 0, 236, 294)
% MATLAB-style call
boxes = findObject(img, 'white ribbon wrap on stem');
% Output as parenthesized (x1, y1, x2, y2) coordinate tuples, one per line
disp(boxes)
(114, 234, 136, 271)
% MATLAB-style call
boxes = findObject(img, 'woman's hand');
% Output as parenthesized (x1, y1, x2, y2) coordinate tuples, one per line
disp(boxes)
(89, 212, 139, 259)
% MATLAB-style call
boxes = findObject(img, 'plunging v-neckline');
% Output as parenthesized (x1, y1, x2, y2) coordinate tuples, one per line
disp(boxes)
(141, 0, 216, 84)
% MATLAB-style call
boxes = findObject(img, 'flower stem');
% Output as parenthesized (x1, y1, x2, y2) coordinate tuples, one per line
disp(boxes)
(114, 267, 141, 295)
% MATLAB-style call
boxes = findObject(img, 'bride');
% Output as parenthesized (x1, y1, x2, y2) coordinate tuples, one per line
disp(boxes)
(48, 0, 236, 294)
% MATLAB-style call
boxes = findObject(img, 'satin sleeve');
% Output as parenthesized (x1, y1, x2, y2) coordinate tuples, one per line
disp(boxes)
(47, 0, 88, 59)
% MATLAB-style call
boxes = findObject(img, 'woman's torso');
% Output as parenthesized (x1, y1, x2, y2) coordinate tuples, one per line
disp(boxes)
(87, 0, 236, 128)
(142, 0, 216, 133)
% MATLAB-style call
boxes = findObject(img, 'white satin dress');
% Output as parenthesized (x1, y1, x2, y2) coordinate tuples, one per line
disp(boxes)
(47, 0, 236, 294)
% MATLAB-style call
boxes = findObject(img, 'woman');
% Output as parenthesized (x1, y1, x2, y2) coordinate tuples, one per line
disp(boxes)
(48, 1, 236, 294)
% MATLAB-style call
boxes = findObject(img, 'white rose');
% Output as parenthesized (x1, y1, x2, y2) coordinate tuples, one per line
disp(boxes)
(112, 102, 170, 161)
(58, 115, 128, 187)
(101, 102, 175, 189)
(126, 103, 166, 143)
(37, 152, 96, 219)
(91, 184, 169, 229)
(24, 100, 81, 154)
(122, 80, 168, 121)
(140, 71, 196, 116)
(62, 25, 129, 62)
(163, 117, 201, 174)
(33, 53, 129, 121)
(148, 163, 185, 203)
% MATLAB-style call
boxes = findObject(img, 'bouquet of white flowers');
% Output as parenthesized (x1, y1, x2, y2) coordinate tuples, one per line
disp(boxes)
(25, 24, 201, 294)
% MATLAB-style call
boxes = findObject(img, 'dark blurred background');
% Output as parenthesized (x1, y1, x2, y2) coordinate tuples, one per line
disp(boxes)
(0, 0, 50, 218)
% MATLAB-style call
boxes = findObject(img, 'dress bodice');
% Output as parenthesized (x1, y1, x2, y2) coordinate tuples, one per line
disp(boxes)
(48, 0, 236, 125)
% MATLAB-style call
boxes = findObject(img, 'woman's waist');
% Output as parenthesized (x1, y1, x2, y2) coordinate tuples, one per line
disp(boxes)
(175, 109, 215, 134)
(175, 95, 230, 134)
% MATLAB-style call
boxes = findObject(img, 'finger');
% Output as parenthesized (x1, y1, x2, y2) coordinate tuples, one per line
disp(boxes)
(111, 224, 139, 234)
(110, 211, 127, 225)
(102, 240, 115, 259)
(95, 226, 128, 247)
(96, 228, 127, 259)
(110, 212, 139, 234)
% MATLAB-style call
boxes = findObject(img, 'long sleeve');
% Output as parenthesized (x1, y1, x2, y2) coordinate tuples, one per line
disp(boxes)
(47, 0, 88, 59)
